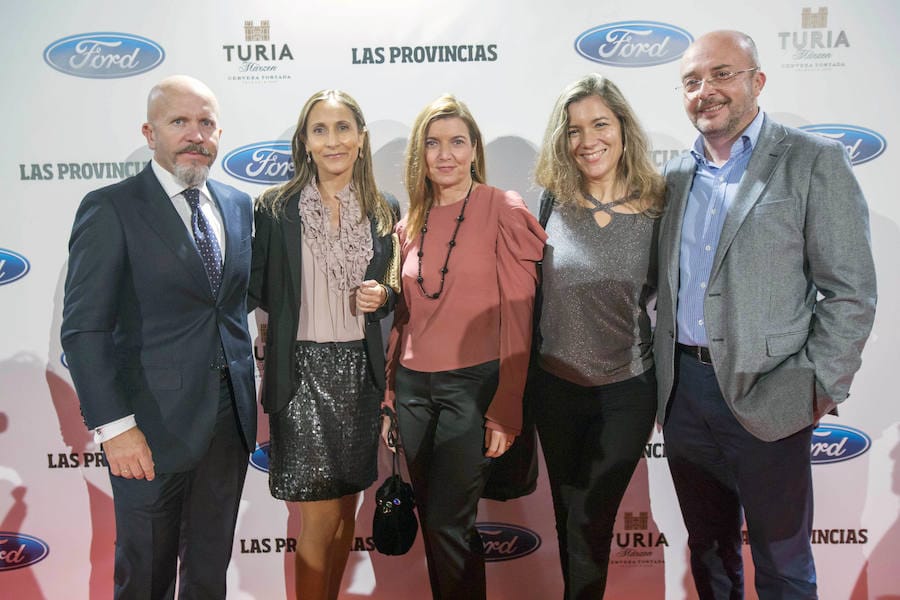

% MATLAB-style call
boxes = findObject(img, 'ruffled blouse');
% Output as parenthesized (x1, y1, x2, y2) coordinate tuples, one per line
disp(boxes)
(296, 182, 373, 342)
(297, 182, 372, 293)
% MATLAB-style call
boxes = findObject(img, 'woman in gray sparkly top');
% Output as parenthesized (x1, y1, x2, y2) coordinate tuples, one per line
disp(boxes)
(530, 73, 665, 599)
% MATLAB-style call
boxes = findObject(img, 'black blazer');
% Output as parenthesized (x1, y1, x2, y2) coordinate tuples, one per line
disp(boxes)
(249, 192, 400, 414)
(61, 165, 257, 472)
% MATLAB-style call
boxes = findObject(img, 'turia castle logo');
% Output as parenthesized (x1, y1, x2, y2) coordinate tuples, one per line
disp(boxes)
(223, 20, 294, 83)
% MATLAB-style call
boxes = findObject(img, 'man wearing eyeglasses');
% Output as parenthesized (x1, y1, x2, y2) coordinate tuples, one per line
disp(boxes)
(654, 30, 876, 599)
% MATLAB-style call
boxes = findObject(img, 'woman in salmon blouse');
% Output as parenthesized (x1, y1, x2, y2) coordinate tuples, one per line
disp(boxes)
(381, 94, 546, 599)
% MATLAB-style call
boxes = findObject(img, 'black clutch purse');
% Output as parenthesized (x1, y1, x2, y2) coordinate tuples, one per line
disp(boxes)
(372, 426, 418, 555)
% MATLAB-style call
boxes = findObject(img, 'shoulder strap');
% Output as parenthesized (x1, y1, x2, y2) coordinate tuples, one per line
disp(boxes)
(538, 190, 555, 227)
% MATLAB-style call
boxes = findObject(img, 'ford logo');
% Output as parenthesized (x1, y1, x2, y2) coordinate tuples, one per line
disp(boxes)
(222, 142, 295, 185)
(44, 33, 165, 79)
(575, 21, 693, 67)
(0, 532, 50, 571)
(799, 124, 887, 166)
(249, 441, 271, 472)
(476, 522, 541, 562)
(0, 249, 30, 286)
(810, 424, 871, 464)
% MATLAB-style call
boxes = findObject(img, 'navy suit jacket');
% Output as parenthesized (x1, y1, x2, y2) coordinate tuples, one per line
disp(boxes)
(62, 164, 257, 472)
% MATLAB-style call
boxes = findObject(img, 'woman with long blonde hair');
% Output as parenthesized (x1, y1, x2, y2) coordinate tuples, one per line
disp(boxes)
(531, 73, 665, 599)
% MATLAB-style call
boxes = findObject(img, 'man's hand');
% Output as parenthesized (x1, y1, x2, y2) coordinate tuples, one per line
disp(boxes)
(103, 427, 155, 481)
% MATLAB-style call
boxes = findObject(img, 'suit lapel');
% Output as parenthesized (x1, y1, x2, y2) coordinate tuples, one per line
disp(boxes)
(710, 117, 788, 281)
(281, 198, 303, 305)
(662, 155, 695, 297)
(135, 166, 212, 295)
(208, 180, 239, 300)
(364, 215, 386, 281)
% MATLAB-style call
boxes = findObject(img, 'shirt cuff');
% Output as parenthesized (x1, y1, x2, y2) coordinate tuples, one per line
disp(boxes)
(93, 415, 137, 444)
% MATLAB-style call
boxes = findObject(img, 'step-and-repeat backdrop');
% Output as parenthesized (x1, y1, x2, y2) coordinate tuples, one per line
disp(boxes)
(1, 1, 897, 598)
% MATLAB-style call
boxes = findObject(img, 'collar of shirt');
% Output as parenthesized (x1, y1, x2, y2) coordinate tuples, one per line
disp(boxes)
(689, 109, 766, 168)
(150, 159, 213, 203)
(150, 159, 226, 259)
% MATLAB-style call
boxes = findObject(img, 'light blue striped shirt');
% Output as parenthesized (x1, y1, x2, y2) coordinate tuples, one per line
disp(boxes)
(676, 110, 765, 346)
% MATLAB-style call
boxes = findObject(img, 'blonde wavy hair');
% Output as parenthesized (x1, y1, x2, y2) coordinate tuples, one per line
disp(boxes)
(534, 74, 664, 215)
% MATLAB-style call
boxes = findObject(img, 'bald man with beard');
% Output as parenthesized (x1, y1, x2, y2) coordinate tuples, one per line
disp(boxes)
(62, 75, 257, 599)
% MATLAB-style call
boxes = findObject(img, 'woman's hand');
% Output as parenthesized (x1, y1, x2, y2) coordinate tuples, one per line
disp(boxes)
(484, 428, 515, 458)
(380, 413, 397, 454)
(355, 280, 387, 314)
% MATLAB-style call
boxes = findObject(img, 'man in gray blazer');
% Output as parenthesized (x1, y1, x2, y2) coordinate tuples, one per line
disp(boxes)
(655, 30, 876, 599)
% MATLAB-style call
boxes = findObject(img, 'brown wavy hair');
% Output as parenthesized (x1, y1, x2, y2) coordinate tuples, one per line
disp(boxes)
(404, 94, 486, 241)
(256, 89, 393, 235)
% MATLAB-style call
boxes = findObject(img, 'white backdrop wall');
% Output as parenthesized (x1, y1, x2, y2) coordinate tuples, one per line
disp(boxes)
(1, 1, 898, 598)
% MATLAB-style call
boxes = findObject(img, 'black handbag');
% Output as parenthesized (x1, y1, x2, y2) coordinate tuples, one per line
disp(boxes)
(481, 192, 554, 502)
(372, 426, 418, 555)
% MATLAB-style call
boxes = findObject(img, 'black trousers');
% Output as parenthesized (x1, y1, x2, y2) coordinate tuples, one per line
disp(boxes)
(395, 360, 499, 600)
(664, 350, 816, 600)
(109, 375, 250, 600)
(531, 366, 657, 600)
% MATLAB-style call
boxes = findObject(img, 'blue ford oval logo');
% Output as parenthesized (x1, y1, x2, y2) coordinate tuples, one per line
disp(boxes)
(810, 424, 871, 464)
(575, 21, 693, 67)
(476, 522, 541, 562)
(799, 124, 887, 166)
(0, 532, 50, 571)
(222, 142, 295, 185)
(249, 441, 271, 472)
(0, 249, 30, 286)
(44, 33, 165, 79)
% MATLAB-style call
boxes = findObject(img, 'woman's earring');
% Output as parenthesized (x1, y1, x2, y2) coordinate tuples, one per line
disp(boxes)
(306, 152, 311, 164)
(470, 162, 476, 177)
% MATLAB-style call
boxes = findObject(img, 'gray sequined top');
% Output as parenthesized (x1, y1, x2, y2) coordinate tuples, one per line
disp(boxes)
(538, 203, 658, 387)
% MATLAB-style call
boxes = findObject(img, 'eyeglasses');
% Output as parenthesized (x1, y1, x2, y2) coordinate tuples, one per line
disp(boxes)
(678, 67, 759, 95)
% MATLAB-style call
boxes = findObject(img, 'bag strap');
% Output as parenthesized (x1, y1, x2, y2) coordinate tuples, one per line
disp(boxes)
(384, 407, 403, 476)
(530, 190, 556, 369)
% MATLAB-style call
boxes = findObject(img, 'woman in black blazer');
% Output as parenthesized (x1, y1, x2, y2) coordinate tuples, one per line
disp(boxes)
(249, 89, 398, 600)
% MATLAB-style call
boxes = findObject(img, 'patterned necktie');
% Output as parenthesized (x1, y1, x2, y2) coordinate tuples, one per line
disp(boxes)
(183, 188, 223, 295)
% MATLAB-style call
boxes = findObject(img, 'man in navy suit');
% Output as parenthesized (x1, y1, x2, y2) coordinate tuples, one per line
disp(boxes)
(62, 75, 256, 599)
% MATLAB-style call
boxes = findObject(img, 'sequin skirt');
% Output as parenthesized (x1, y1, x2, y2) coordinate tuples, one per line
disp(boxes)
(268, 340, 380, 502)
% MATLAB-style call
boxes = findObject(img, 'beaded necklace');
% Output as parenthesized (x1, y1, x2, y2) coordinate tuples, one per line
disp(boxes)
(416, 181, 474, 300)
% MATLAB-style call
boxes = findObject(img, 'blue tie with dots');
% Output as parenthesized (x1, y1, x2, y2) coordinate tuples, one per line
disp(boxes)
(183, 188, 223, 295)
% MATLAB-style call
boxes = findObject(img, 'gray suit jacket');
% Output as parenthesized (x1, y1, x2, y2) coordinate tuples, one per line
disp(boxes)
(654, 115, 877, 441)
